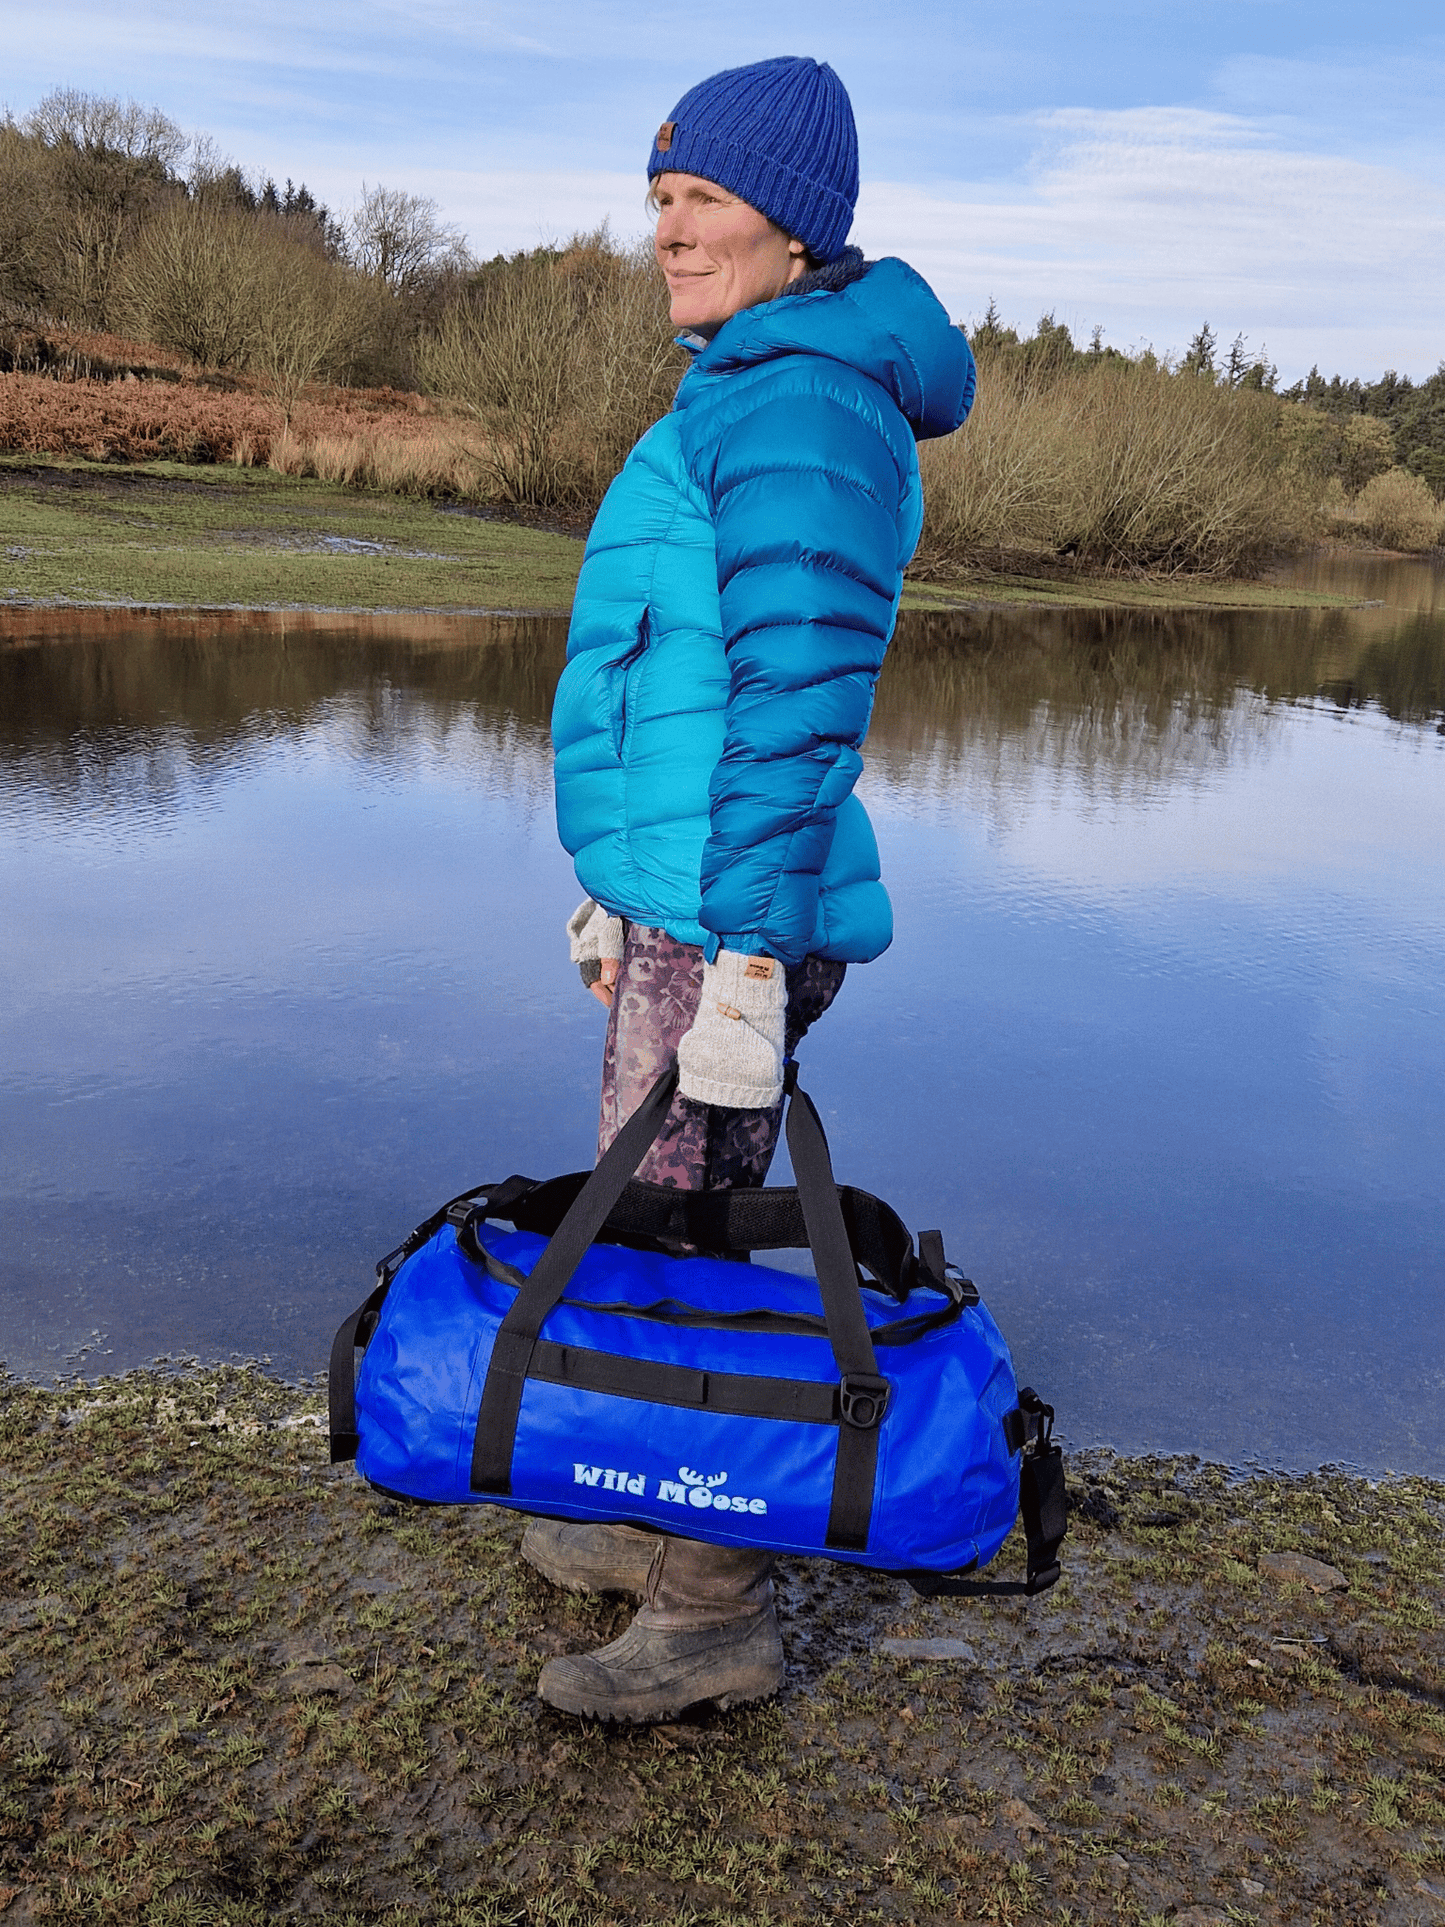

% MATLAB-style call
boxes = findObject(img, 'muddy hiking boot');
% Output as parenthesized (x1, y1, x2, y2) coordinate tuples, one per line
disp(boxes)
(536, 1536, 783, 1722)
(520, 1519, 659, 1598)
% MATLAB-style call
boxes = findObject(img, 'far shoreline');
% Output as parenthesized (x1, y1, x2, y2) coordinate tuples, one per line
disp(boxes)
(2, 452, 1419, 620)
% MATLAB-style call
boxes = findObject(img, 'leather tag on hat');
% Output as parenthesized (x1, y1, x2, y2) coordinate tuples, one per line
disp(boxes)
(655, 121, 676, 153)
(744, 957, 775, 981)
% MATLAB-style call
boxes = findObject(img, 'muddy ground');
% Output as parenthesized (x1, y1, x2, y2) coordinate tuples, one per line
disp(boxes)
(1, 1368, 1442, 1926)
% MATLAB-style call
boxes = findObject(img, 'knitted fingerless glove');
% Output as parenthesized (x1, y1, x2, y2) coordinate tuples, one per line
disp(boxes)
(676, 950, 787, 1109)
(566, 898, 624, 989)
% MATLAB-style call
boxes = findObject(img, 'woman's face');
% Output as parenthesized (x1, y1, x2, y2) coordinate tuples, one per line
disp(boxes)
(652, 173, 807, 335)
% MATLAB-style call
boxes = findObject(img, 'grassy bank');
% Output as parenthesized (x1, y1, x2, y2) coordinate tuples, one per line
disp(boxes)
(2, 1366, 1443, 1925)
(0, 457, 1375, 616)
(0, 457, 583, 614)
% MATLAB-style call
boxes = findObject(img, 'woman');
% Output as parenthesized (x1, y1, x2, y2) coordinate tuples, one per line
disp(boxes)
(528, 55, 975, 1721)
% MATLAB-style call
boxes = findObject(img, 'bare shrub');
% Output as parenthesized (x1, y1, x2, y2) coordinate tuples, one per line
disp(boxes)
(1054, 367, 1307, 573)
(418, 230, 676, 508)
(418, 253, 581, 505)
(249, 233, 361, 424)
(915, 354, 1071, 560)
(1344, 468, 1445, 552)
(122, 200, 259, 368)
(919, 352, 1317, 576)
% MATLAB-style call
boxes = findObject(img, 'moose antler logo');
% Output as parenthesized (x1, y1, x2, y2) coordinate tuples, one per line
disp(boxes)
(656, 1464, 767, 1516)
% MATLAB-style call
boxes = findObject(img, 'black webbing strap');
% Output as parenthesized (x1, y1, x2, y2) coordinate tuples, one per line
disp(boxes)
(469, 1063, 681, 1494)
(491, 1172, 918, 1300)
(468, 1059, 892, 1554)
(328, 1279, 388, 1462)
(328, 1174, 540, 1464)
(784, 1075, 888, 1553)
(903, 1390, 1068, 1598)
(528, 1340, 840, 1423)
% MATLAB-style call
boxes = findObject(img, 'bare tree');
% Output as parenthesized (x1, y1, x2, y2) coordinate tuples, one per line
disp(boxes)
(22, 89, 186, 324)
(25, 89, 186, 170)
(348, 183, 467, 295)
(122, 200, 259, 368)
(0, 117, 54, 318)
(249, 233, 359, 424)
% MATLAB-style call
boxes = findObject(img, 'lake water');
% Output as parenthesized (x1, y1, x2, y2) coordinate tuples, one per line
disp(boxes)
(2, 562, 1443, 1474)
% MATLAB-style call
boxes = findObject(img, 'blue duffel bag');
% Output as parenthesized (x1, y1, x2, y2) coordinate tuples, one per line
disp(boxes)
(329, 1064, 1066, 1595)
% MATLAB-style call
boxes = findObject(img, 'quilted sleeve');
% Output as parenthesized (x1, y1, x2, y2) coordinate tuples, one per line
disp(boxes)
(697, 378, 908, 964)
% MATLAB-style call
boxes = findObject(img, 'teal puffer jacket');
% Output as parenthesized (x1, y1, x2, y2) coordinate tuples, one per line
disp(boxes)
(552, 256, 975, 965)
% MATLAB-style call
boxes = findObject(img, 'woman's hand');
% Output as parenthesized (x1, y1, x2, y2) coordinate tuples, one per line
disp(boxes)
(592, 958, 620, 1007)
(677, 950, 786, 1108)
(567, 899, 625, 1004)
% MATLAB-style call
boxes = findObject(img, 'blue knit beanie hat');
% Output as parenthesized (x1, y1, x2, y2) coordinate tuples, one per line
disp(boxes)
(647, 56, 859, 264)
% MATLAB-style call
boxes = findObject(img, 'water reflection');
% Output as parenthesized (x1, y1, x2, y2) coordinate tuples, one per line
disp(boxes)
(1, 570, 1442, 1472)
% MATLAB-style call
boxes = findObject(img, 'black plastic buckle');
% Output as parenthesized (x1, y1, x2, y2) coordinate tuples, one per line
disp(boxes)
(839, 1373, 890, 1429)
(942, 1263, 980, 1308)
(1025, 1561, 1061, 1595)
(1018, 1386, 1055, 1456)
(1003, 1389, 1057, 1458)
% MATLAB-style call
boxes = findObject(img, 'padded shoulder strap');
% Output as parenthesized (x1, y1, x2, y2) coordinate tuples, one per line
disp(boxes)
(489, 1171, 920, 1301)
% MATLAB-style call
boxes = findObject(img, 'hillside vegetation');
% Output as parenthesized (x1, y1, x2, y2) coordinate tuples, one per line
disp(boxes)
(3, 89, 1443, 577)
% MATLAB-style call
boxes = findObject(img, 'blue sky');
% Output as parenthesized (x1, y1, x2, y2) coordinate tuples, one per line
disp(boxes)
(6, 1, 1444, 380)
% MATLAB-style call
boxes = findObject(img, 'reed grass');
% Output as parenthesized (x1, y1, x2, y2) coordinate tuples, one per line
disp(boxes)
(272, 420, 491, 496)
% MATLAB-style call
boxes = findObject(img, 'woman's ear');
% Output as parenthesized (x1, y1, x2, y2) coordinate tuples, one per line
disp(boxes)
(788, 236, 807, 257)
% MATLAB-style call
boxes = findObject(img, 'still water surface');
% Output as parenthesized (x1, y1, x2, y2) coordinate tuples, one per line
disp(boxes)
(2, 564, 1443, 1473)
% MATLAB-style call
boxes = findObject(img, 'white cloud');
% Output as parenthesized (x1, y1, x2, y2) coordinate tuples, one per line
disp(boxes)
(852, 108, 1445, 380)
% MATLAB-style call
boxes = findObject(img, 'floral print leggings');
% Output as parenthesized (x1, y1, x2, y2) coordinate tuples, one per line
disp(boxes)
(597, 924, 846, 1190)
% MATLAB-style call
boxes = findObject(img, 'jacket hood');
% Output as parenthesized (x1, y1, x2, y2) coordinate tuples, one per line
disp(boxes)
(679, 256, 975, 441)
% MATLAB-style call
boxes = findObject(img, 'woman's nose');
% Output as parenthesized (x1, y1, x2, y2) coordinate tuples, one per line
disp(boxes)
(655, 204, 692, 253)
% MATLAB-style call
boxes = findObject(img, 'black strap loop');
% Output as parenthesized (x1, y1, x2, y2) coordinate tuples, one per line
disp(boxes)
(784, 1083, 887, 1550)
(903, 1390, 1067, 1598)
(328, 1280, 388, 1462)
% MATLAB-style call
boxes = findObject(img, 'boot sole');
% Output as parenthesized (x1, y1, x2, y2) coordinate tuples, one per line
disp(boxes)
(538, 1659, 783, 1723)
